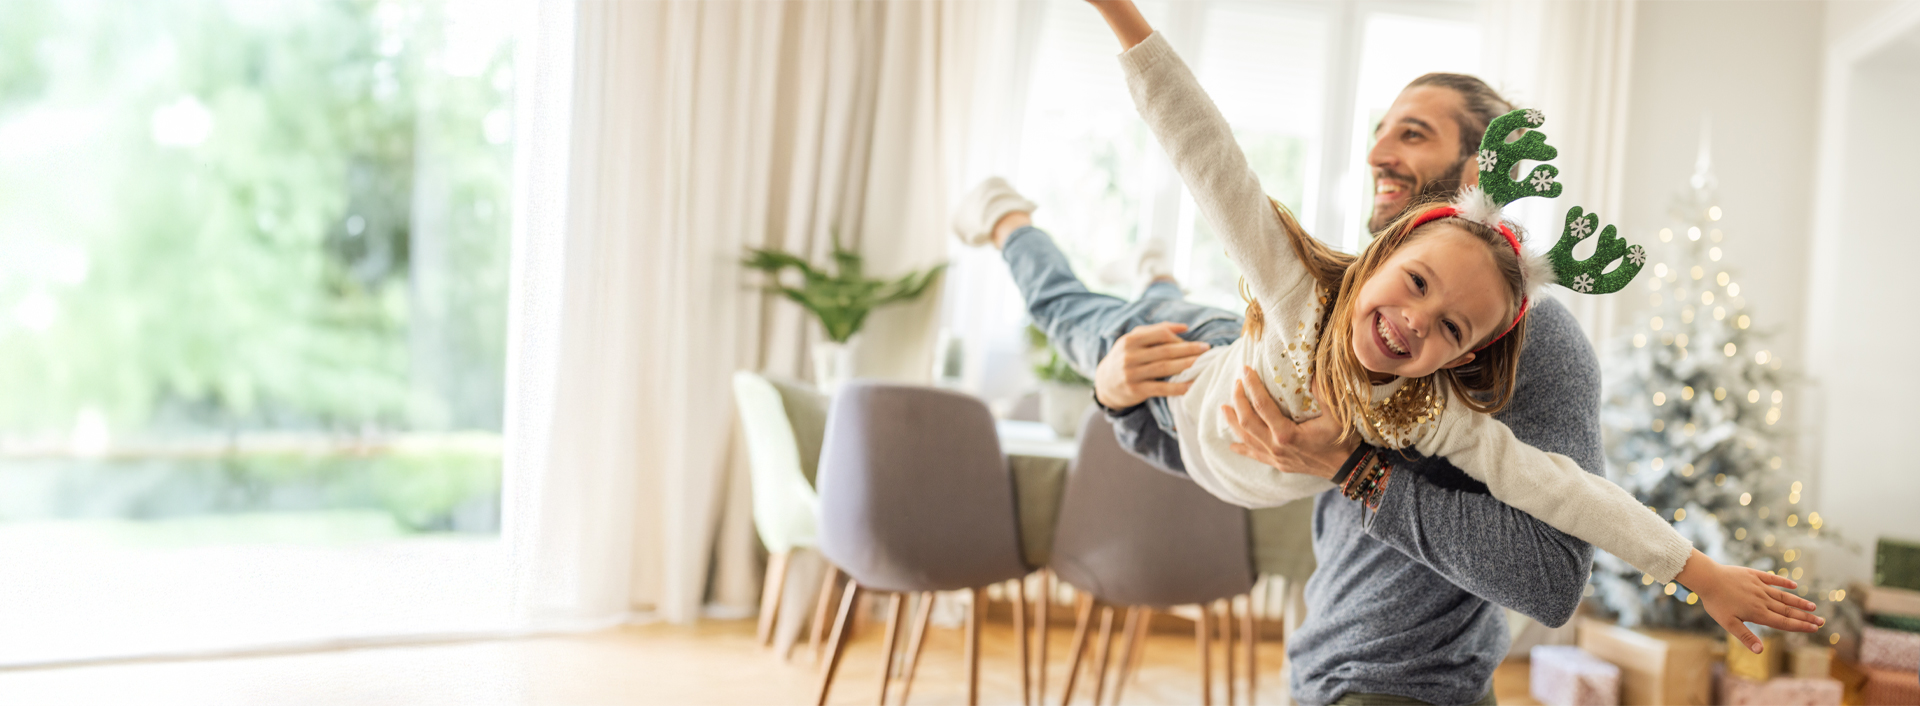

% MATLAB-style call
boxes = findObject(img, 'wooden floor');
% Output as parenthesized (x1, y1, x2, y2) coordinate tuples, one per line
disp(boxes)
(0, 618, 1540, 705)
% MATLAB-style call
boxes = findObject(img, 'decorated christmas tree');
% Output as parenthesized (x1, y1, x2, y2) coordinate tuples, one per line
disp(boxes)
(1592, 126, 1849, 639)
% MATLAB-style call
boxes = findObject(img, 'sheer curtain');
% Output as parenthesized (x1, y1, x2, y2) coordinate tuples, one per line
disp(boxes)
(502, 0, 1006, 629)
(1481, 0, 1639, 345)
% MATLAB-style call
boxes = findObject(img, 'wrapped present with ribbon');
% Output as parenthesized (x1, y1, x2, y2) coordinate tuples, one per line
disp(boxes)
(1577, 617, 1717, 706)
(1716, 668, 1844, 706)
(1795, 645, 1837, 680)
(1728, 632, 1788, 681)
(1531, 645, 1622, 706)
(1859, 625, 1920, 672)
(1857, 662, 1920, 706)
(1878, 538, 1920, 592)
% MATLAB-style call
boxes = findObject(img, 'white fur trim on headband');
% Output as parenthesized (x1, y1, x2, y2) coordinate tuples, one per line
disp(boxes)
(1450, 186, 1503, 230)
(1452, 185, 1552, 304)
(1520, 248, 1554, 304)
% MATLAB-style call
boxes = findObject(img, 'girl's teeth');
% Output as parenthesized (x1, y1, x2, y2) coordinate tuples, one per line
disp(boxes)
(1378, 316, 1406, 354)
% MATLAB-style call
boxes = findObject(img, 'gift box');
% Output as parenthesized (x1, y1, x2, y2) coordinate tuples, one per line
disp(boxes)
(1872, 614, 1920, 634)
(1717, 668, 1844, 706)
(1577, 617, 1718, 705)
(1857, 662, 1920, 706)
(1861, 584, 1920, 620)
(1861, 625, 1920, 672)
(1879, 538, 1920, 593)
(1532, 645, 1621, 706)
(1728, 632, 1788, 680)
(1798, 646, 1837, 680)
(1831, 659, 1869, 706)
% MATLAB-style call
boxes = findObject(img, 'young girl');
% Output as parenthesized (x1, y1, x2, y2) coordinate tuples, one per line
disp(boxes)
(954, 0, 1821, 653)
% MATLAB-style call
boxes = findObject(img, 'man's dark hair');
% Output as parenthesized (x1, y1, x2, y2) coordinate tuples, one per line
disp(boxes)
(1407, 73, 1515, 160)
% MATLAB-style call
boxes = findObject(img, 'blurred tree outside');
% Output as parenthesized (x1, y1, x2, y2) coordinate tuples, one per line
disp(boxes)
(0, 0, 514, 532)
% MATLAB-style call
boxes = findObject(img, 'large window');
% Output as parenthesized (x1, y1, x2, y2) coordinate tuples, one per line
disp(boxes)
(0, 0, 516, 663)
(945, 0, 1480, 401)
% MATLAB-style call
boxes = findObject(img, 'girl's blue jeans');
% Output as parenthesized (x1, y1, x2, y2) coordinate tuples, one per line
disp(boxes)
(1002, 225, 1244, 435)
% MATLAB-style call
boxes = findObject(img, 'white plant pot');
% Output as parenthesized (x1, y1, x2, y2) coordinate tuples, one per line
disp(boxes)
(812, 337, 859, 394)
(1040, 381, 1095, 438)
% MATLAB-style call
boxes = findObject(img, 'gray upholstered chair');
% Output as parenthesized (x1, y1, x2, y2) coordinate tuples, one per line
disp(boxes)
(1046, 407, 1258, 706)
(814, 380, 1033, 706)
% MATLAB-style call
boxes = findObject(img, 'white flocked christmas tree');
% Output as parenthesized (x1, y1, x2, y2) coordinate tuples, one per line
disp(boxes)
(1591, 125, 1850, 638)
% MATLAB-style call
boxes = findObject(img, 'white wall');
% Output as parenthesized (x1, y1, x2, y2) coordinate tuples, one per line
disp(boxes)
(1611, 1, 1823, 369)
(1804, 3, 1920, 584)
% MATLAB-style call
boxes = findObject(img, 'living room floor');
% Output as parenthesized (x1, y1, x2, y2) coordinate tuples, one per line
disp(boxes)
(0, 619, 1541, 705)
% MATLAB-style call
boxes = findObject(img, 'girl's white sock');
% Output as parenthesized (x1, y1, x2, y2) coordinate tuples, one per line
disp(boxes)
(950, 177, 1037, 247)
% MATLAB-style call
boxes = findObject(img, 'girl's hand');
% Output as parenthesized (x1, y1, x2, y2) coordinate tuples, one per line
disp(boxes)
(1676, 549, 1824, 654)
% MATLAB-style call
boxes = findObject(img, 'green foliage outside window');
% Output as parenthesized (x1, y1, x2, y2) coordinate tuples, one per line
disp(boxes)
(0, 0, 513, 532)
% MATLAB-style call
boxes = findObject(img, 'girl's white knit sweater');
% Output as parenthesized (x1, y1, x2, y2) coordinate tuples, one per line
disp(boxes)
(1123, 32, 1695, 583)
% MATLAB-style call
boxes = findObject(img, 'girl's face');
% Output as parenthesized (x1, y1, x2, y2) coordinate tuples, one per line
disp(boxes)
(1348, 225, 1514, 381)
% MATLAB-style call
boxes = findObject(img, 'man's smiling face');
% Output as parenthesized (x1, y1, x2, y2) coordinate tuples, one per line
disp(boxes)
(1367, 85, 1479, 232)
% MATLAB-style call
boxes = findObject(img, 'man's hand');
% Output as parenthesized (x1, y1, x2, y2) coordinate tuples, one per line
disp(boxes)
(1220, 366, 1357, 479)
(1093, 322, 1211, 410)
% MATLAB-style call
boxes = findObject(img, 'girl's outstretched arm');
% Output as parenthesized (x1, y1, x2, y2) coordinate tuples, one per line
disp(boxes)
(1087, 0, 1154, 50)
(1418, 406, 1825, 652)
(1674, 549, 1823, 654)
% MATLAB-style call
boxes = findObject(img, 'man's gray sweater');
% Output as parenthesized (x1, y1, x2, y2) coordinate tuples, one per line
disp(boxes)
(1107, 297, 1601, 705)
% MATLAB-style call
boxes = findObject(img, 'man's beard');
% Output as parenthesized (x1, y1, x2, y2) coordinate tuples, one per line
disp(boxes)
(1367, 154, 1471, 233)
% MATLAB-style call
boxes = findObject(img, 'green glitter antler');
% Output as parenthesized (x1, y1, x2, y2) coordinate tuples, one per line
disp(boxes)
(1548, 207, 1646, 294)
(1477, 108, 1562, 207)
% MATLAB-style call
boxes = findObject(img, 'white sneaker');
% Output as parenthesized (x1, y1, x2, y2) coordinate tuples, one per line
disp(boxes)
(951, 177, 1037, 247)
(1136, 238, 1175, 283)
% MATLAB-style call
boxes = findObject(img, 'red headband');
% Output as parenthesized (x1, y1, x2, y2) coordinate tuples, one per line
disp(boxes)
(1404, 207, 1527, 352)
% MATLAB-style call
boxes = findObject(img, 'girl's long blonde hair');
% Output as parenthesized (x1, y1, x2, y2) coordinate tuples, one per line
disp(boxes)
(1244, 198, 1531, 441)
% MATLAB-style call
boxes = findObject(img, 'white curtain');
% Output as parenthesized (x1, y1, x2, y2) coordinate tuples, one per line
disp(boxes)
(1480, 0, 1639, 344)
(502, 0, 1005, 629)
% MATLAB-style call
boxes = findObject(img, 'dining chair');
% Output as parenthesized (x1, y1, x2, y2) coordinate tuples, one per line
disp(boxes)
(814, 380, 1034, 706)
(731, 371, 831, 651)
(1046, 407, 1259, 706)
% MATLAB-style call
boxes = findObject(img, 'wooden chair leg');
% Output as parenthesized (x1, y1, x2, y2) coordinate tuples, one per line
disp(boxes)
(1090, 606, 1117, 706)
(1015, 578, 1031, 706)
(966, 587, 984, 706)
(1110, 607, 1143, 706)
(1059, 592, 1096, 706)
(759, 551, 791, 647)
(810, 565, 841, 663)
(816, 580, 863, 706)
(1241, 594, 1257, 706)
(1037, 571, 1051, 705)
(878, 592, 907, 706)
(1221, 600, 1235, 706)
(1196, 603, 1212, 706)
(897, 592, 935, 706)
(1122, 608, 1152, 689)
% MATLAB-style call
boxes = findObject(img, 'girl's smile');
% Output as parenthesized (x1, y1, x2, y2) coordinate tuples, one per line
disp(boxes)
(1349, 225, 1514, 382)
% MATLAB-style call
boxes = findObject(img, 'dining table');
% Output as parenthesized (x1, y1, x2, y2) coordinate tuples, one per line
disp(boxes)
(995, 419, 1316, 584)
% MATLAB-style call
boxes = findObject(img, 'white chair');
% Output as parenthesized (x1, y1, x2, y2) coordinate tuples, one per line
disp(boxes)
(731, 371, 829, 650)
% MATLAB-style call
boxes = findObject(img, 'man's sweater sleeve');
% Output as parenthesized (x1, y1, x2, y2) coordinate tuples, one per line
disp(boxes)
(1107, 403, 1189, 477)
(1359, 298, 1603, 627)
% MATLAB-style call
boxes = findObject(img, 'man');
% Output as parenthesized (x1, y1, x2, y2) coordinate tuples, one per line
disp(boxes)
(1092, 74, 1600, 706)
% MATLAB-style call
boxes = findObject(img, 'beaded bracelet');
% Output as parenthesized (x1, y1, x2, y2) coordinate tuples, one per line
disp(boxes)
(1332, 444, 1375, 486)
(1341, 451, 1394, 509)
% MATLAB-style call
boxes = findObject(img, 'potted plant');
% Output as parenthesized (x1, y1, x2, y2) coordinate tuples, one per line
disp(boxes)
(742, 236, 945, 393)
(1028, 325, 1094, 437)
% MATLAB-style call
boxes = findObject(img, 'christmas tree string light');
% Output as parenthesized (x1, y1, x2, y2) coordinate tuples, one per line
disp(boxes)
(1591, 122, 1851, 637)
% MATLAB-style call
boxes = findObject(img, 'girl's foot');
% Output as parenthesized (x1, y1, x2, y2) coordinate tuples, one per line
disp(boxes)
(951, 177, 1037, 248)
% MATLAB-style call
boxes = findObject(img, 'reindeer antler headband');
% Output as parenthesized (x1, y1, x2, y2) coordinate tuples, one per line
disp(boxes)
(1406, 108, 1648, 350)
